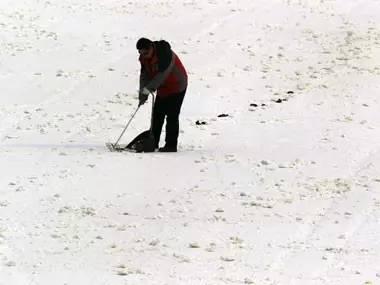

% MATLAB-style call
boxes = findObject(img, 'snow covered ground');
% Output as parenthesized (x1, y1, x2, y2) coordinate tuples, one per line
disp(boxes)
(1, 0, 380, 284)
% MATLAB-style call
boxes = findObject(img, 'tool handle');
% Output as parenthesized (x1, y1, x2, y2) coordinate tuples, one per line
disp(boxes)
(113, 105, 140, 146)
(149, 92, 155, 132)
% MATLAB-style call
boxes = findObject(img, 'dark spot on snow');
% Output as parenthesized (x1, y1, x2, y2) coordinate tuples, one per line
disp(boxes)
(274, 98, 287, 103)
(196, 120, 207, 125)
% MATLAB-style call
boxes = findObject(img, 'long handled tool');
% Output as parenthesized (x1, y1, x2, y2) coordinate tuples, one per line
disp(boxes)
(124, 92, 156, 152)
(105, 105, 140, 151)
(106, 92, 155, 152)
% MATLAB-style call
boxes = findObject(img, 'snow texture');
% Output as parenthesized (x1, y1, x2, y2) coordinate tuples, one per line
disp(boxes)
(1, 0, 380, 284)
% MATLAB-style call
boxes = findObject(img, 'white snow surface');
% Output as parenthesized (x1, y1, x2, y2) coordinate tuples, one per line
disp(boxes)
(1, 0, 380, 284)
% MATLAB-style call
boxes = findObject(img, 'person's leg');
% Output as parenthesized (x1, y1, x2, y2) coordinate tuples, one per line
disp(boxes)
(164, 89, 186, 150)
(152, 96, 167, 148)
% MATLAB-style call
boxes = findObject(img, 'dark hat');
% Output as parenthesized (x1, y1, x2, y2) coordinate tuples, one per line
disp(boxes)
(136, 38, 153, 50)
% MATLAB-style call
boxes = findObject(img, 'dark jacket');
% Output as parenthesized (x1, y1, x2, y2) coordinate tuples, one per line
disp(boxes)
(139, 40, 188, 97)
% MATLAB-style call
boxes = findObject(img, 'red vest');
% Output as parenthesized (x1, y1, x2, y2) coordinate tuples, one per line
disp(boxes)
(140, 51, 188, 97)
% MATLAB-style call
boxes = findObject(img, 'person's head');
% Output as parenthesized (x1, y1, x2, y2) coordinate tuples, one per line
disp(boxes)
(136, 37, 154, 59)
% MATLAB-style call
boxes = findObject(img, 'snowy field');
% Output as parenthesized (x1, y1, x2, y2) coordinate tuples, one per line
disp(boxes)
(1, 0, 380, 284)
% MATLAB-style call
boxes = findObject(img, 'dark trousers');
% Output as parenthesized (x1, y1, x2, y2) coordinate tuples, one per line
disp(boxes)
(152, 89, 186, 148)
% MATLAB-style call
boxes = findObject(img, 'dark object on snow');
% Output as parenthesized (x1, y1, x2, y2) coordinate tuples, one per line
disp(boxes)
(125, 130, 155, 152)
(250, 103, 266, 107)
(196, 120, 207, 125)
(217, 113, 229, 118)
(106, 92, 156, 153)
(275, 98, 288, 103)
(125, 93, 156, 153)
(287, 91, 294, 94)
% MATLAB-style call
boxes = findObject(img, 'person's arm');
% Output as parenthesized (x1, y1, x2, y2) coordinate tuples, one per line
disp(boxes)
(139, 64, 149, 92)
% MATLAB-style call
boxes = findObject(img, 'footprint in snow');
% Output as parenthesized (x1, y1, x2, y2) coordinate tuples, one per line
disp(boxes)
(115, 264, 143, 276)
(4, 260, 16, 267)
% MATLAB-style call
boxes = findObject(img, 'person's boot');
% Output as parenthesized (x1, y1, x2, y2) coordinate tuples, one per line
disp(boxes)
(158, 145, 177, 152)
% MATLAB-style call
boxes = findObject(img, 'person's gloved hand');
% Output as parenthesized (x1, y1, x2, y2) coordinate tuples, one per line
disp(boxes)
(138, 87, 150, 106)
